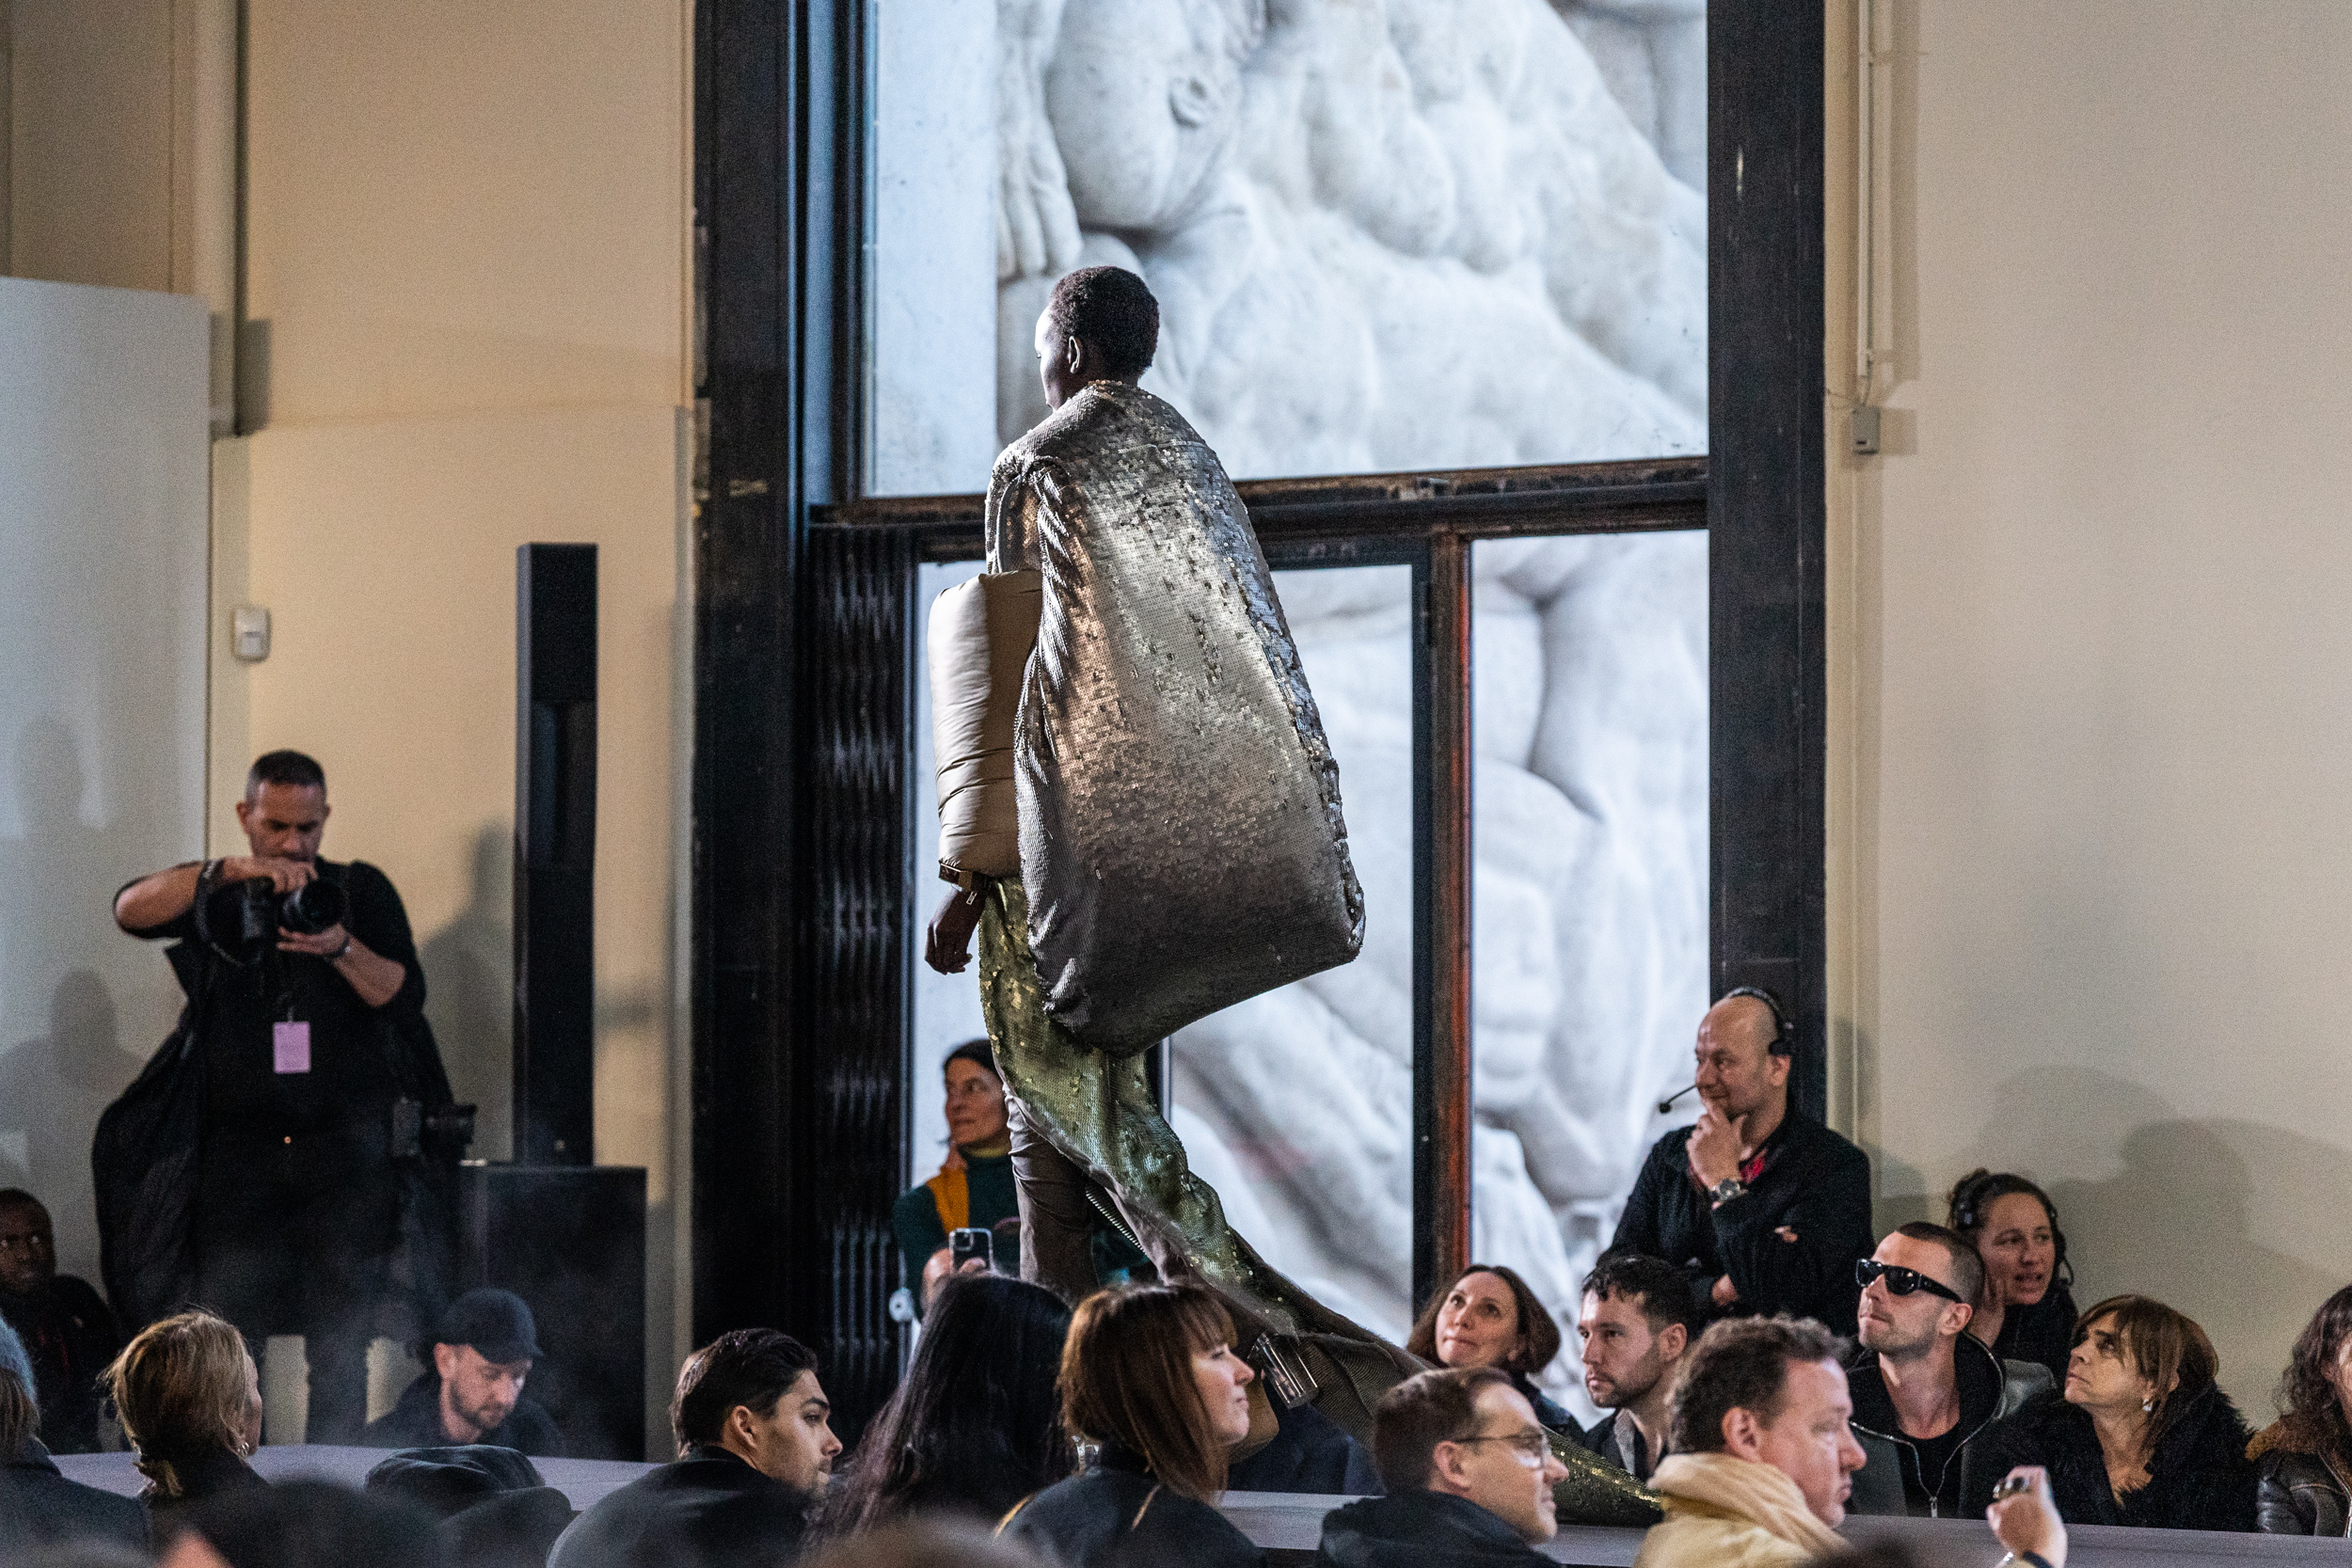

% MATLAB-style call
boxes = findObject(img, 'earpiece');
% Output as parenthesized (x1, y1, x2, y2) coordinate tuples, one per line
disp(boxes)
(1718, 985, 1790, 1052)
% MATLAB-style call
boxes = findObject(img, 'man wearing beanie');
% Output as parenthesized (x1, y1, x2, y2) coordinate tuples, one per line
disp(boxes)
(363, 1288, 563, 1454)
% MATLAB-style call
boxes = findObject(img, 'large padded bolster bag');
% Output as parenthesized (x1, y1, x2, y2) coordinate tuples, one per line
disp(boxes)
(928, 568, 1041, 879)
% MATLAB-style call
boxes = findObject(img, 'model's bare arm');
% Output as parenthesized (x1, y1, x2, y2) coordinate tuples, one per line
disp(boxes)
(113, 856, 314, 932)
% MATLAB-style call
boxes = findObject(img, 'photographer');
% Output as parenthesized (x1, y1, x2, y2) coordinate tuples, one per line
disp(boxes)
(105, 750, 452, 1444)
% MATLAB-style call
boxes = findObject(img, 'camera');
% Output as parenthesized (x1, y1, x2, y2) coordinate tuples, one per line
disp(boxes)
(199, 874, 347, 963)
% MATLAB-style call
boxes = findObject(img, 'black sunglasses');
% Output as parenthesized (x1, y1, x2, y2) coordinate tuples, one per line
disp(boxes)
(1854, 1259, 1965, 1304)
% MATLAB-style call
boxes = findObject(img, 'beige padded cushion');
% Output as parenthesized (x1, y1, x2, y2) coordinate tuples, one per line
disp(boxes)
(928, 569, 1041, 878)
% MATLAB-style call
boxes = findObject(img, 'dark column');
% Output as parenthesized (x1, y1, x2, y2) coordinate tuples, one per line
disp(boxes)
(1413, 533, 1473, 1309)
(1708, 0, 1830, 1117)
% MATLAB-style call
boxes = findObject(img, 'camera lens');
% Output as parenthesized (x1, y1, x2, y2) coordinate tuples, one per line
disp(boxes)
(278, 878, 347, 935)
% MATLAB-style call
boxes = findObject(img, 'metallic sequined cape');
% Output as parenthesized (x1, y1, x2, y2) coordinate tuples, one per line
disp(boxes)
(985, 381, 1364, 1053)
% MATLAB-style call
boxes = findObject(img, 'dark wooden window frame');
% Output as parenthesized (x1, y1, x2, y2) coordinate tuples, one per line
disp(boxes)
(691, 0, 1822, 1441)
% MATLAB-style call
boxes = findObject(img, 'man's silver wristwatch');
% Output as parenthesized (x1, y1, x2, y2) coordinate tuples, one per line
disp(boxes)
(1708, 1176, 1747, 1205)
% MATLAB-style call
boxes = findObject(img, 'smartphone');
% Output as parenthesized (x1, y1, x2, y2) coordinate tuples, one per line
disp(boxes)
(949, 1227, 993, 1273)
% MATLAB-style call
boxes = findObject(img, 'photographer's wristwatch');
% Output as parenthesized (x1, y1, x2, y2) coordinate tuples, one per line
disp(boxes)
(1708, 1176, 1747, 1206)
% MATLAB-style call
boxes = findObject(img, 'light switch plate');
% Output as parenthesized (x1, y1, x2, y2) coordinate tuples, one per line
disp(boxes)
(231, 605, 270, 661)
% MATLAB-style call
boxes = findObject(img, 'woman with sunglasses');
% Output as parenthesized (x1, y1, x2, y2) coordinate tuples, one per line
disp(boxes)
(1948, 1170, 2077, 1387)
(1962, 1294, 2257, 1530)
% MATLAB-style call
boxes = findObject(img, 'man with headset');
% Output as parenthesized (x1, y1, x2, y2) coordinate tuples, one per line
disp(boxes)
(1609, 990, 1874, 1336)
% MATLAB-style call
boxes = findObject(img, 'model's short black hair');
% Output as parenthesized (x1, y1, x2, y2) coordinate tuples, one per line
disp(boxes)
(246, 749, 326, 797)
(1581, 1251, 1701, 1337)
(671, 1328, 820, 1453)
(1045, 266, 1159, 378)
(1670, 1315, 1847, 1454)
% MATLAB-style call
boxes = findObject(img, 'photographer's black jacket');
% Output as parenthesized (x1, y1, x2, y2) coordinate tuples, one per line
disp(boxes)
(1608, 1109, 1874, 1337)
(95, 858, 460, 1330)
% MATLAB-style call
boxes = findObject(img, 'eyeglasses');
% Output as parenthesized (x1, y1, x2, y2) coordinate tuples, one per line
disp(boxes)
(1855, 1259, 1965, 1304)
(1450, 1431, 1550, 1466)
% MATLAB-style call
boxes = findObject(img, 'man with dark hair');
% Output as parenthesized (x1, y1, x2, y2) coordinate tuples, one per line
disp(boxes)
(1574, 1253, 1696, 1482)
(0, 1189, 119, 1453)
(1316, 1367, 1569, 1568)
(1845, 1223, 2050, 1517)
(1634, 1315, 1862, 1567)
(361, 1288, 563, 1454)
(1609, 990, 1874, 1335)
(107, 748, 456, 1443)
(549, 1329, 840, 1568)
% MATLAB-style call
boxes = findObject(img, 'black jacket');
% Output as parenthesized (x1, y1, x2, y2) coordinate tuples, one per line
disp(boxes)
(361, 1371, 564, 1456)
(145, 1445, 270, 1540)
(1574, 1409, 1656, 1483)
(0, 1274, 121, 1453)
(1004, 1449, 1263, 1568)
(1608, 1110, 1874, 1336)
(1986, 1284, 2078, 1389)
(1845, 1332, 2051, 1516)
(0, 1437, 150, 1552)
(549, 1447, 810, 1568)
(1962, 1385, 2257, 1531)
(2249, 1422, 2351, 1536)
(1315, 1489, 1550, 1568)
(1228, 1400, 1381, 1496)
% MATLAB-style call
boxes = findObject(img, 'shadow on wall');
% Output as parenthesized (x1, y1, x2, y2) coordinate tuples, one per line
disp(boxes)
(419, 822, 512, 1163)
(0, 716, 154, 1281)
(1940, 1067, 2348, 1419)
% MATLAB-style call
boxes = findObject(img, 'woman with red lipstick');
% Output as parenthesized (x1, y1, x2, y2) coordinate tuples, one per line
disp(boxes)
(1406, 1265, 1579, 1434)
(1948, 1170, 2077, 1387)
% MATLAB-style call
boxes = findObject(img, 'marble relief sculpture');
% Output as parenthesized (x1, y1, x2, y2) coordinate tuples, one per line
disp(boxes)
(987, 0, 1708, 1418)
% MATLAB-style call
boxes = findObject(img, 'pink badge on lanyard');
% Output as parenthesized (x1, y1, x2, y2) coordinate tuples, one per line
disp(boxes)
(274, 1021, 312, 1074)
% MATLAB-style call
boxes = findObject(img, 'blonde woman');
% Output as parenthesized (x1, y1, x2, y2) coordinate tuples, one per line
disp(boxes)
(102, 1310, 266, 1529)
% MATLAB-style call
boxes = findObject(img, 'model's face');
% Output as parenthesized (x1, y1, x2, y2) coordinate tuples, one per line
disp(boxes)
(2064, 1313, 2155, 1417)
(1729, 1358, 1864, 1528)
(435, 1342, 530, 1437)
(1977, 1193, 2058, 1308)
(1035, 311, 1083, 410)
(1692, 1002, 1787, 1120)
(235, 782, 327, 863)
(1436, 1272, 1524, 1371)
(729, 1370, 842, 1496)
(1856, 1234, 1969, 1358)
(1440, 1384, 1566, 1543)
(0, 1201, 55, 1295)
(1578, 1291, 1676, 1409)
(1190, 1339, 1256, 1449)
(943, 1060, 1009, 1148)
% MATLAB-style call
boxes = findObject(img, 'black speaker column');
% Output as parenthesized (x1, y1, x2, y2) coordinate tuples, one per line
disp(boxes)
(462, 543, 646, 1459)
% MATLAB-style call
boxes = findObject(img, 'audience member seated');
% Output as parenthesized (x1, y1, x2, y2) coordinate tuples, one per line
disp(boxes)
(1947, 1170, 2077, 1386)
(2249, 1283, 2352, 1534)
(363, 1288, 562, 1455)
(1610, 990, 1873, 1336)
(824, 1274, 1072, 1531)
(0, 1188, 122, 1454)
(1845, 1224, 2049, 1517)
(0, 1361, 149, 1554)
(550, 1327, 840, 1568)
(103, 1309, 268, 1533)
(1313, 1367, 1567, 1568)
(1963, 1293, 2255, 1530)
(1406, 1265, 1576, 1432)
(157, 1479, 443, 1568)
(999, 1283, 1263, 1568)
(1632, 1315, 1860, 1568)
(365, 1445, 578, 1568)
(1574, 1252, 1696, 1483)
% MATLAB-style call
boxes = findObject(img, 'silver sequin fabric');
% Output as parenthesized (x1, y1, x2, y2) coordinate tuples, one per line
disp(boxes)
(985, 381, 1365, 1053)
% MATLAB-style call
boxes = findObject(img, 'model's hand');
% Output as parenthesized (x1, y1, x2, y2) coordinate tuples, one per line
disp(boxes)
(1686, 1101, 1745, 1189)
(277, 922, 347, 958)
(1988, 1466, 2066, 1566)
(925, 887, 983, 974)
(225, 854, 314, 892)
(1710, 1274, 1739, 1307)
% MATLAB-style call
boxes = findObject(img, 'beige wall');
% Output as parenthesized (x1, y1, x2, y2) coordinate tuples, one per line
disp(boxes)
(1827, 0, 2352, 1416)
(8, 0, 694, 1455)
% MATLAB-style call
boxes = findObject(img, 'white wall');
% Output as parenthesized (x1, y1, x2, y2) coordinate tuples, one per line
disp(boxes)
(1827, 0, 2352, 1416)
(0, 278, 209, 1286)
